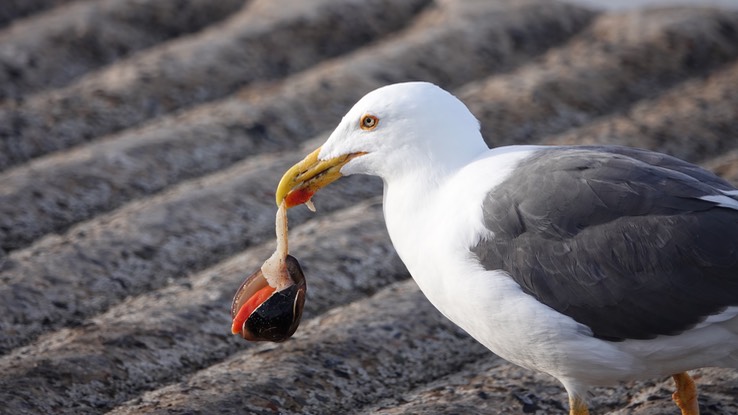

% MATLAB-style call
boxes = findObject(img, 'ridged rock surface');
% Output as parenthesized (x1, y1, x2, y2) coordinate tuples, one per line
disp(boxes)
(1, 1, 737, 414)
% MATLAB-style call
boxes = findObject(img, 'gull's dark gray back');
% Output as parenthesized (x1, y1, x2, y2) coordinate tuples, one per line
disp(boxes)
(471, 146, 738, 341)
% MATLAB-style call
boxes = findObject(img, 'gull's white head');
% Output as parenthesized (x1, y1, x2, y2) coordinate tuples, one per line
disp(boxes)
(321, 82, 487, 179)
(276, 82, 488, 208)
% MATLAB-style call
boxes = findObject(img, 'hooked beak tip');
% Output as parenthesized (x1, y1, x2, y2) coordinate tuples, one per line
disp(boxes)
(275, 147, 322, 208)
(275, 147, 365, 209)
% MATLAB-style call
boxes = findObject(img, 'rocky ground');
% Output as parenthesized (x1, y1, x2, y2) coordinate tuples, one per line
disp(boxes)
(1, 0, 737, 414)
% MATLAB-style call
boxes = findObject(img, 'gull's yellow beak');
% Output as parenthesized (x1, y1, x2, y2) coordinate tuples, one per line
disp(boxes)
(276, 147, 365, 208)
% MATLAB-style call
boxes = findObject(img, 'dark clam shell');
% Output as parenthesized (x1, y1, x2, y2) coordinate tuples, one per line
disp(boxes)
(231, 255, 307, 342)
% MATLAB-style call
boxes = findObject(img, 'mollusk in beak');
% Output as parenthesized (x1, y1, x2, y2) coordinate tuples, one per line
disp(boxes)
(230, 255, 307, 342)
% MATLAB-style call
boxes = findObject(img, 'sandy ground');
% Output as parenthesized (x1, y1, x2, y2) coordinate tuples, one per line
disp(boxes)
(1, 0, 737, 414)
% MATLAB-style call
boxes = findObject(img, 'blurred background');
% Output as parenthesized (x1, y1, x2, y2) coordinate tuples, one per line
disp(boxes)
(0, 0, 737, 413)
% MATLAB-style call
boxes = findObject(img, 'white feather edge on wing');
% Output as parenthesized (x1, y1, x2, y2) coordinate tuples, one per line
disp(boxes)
(699, 194, 738, 210)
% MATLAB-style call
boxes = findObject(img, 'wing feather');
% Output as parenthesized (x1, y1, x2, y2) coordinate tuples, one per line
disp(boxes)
(472, 146, 738, 341)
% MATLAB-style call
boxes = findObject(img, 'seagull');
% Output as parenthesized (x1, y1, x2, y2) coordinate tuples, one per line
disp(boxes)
(275, 82, 738, 415)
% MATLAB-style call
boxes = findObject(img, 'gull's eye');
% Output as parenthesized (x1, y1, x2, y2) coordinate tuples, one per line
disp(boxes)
(360, 114, 379, 131)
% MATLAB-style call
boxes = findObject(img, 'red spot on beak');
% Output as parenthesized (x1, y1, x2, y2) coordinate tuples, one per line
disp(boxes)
(285, 188, 315, 208)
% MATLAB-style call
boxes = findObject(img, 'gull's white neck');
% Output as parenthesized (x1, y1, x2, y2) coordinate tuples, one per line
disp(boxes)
(380, 144, 543, 324)
(381, 142, 486, 268)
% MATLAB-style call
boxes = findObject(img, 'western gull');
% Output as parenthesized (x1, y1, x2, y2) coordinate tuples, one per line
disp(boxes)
(275, 82, 738, 415)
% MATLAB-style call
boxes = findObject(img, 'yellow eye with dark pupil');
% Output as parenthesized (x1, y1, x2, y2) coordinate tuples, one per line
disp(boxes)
(360, 114, 378, 130)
